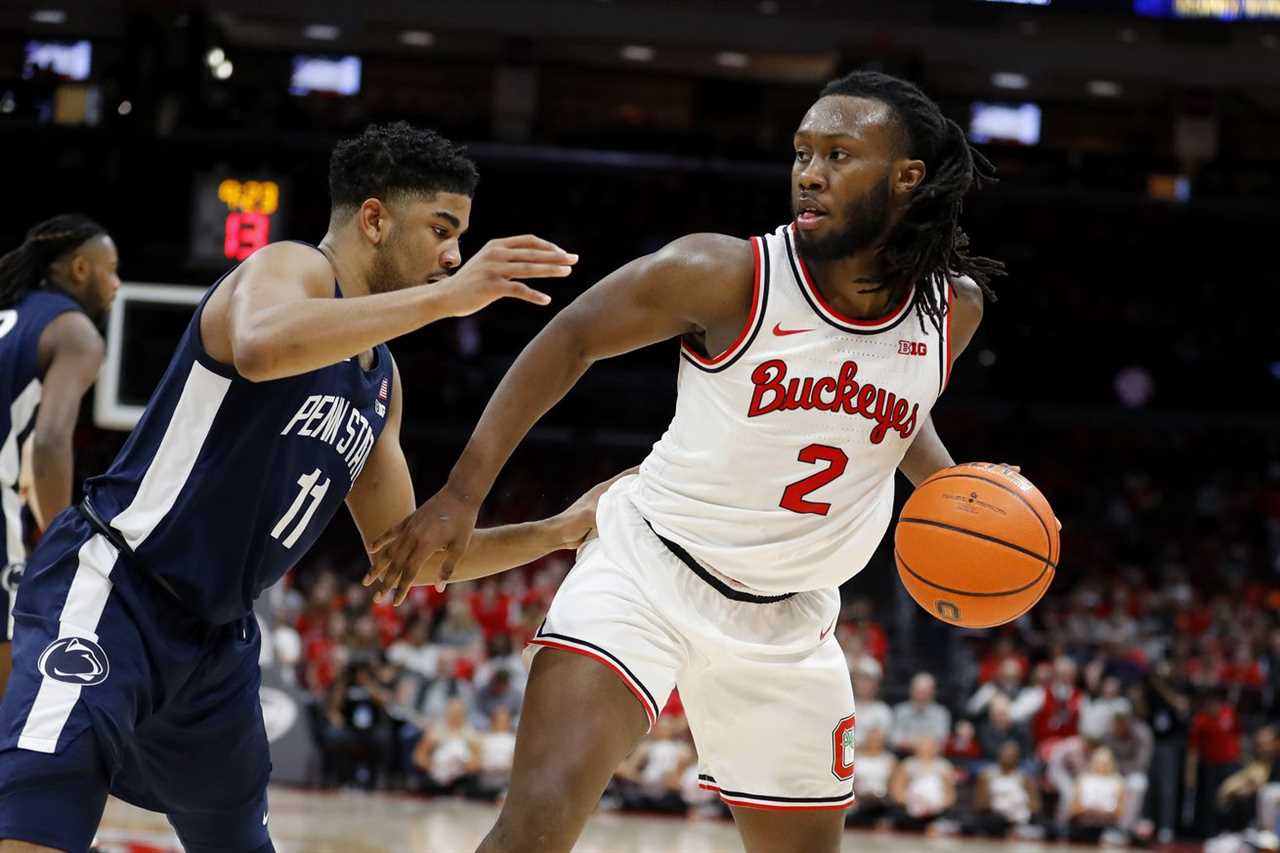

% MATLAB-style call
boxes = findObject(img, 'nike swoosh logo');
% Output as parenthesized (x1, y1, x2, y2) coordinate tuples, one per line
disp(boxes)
(819, 618, 837, 641)
(773, 323, 814, 337)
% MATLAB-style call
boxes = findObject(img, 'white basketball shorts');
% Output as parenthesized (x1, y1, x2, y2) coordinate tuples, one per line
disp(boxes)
(526, 475, 856, 812)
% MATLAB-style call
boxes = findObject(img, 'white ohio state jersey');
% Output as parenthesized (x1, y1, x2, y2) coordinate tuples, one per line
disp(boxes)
(632, 223, 956, 594)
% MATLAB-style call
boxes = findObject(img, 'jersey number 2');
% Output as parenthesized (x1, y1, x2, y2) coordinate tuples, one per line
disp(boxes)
(272, 468, 331, 548)
(779, 444, 848, 516)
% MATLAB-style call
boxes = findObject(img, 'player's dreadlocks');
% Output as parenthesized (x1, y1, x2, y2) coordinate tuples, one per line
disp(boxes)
(819, 71, 1004, 330)
(0, 214, 107, 310)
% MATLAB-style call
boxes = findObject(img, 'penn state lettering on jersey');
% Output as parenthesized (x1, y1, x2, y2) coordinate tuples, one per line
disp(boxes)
(84, 266, 393, 624)
(0, 288, 84, 568)
(633, 223, 953, 595)
(280, 393, 379, 482)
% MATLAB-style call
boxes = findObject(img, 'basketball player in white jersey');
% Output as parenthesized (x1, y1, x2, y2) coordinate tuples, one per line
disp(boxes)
(370, 70, 1005, 852)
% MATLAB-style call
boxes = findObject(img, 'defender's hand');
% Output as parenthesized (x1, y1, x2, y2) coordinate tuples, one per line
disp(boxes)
(366, 486, 480, 605)
(553, 468, 639, 549)
(434, 235, 577, 317)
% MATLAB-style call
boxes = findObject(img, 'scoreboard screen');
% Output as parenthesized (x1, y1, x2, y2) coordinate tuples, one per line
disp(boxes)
(1134, 0, 1280, 17)
(189, 173, 287, 266)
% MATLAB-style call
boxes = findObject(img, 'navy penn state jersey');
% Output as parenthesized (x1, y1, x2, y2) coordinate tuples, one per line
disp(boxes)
(84, 262, 394, 624)
(0, 288, 84, 568)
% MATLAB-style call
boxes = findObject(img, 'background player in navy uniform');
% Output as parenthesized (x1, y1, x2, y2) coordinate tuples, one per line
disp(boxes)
(369, 73, 1006, 853)
(0, 123, 589, 853)
(0, 215, 117, 699)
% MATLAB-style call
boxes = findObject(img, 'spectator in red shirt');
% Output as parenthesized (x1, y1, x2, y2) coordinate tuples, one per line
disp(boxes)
(403, 581, 448, 613)
(846, 597, 889, 664)
(295, 570, 338, 638)
(469, 578, 516, 641)
(369, 595, 404, 648)
(1013, 656, 1081, 750)
(977, 636, 1029, 685)
(945, 719, 984, 779)
(304, 610, 348, 694)
(1187, 687, 1242, 838)
(1222, 643, 1263, 690)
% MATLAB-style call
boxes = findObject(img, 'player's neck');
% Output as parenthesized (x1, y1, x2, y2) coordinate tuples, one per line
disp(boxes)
(316, 231, 372, 299)
(43, 273, 87, 311)
(806, 251, 900, 320)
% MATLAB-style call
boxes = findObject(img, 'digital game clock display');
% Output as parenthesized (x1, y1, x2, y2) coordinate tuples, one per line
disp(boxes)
(190, 173, 287, 266)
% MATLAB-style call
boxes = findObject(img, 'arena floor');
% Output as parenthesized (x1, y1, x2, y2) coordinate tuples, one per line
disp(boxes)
(96, 787, 1141, 852)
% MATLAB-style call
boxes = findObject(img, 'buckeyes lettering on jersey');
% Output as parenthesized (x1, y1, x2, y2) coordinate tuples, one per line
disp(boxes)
(633, 223, 955, 596)
(84, 276, 393, 625)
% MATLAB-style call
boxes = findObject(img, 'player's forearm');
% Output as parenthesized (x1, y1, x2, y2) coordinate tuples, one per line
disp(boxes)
(898, 416, 955, 487)
(446, 322, 593, 503)
(232, 287, 458, 382)
(30, 436, 73, 529)
(431, 517, 575, 584)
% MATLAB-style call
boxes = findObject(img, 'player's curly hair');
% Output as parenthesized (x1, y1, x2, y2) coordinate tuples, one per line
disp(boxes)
(819, 71, 1004, 329)
(328, 122, 479, 218)
(0, 214, 108, 310)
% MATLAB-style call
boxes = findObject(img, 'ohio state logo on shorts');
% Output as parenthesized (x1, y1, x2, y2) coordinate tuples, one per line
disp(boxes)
(831, 713, 855, 781)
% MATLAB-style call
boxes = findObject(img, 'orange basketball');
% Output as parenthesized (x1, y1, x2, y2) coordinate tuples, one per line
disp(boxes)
(894, 463, 1059, 629)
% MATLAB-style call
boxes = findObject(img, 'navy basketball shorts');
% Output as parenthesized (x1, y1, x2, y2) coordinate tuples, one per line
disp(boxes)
(0, 509, 274, 853)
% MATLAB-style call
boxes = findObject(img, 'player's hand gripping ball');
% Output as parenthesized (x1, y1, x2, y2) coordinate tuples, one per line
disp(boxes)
(894, 463, 1060, 629)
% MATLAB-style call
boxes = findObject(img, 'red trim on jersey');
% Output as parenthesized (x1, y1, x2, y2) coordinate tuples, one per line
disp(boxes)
(680, 237, 763, 366)
(788, 223, 914, 329)
(942, 281, 955, 390)
(526, 638, 657, 730)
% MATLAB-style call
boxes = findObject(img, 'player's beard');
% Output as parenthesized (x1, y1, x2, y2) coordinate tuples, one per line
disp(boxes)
(794, 174, 892, 264)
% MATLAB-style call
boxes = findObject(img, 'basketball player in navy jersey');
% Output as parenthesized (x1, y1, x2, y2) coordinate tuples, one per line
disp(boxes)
(0, 123, 591, 853)
(370, 73, 1009, 852)
(0, 215, 117, 698)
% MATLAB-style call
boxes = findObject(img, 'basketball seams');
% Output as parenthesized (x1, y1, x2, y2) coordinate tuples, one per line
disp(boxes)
(898, 551, 1054, 628)
(894, 548, 1050, 598)
(915, 470, 1055, 566)
(898, 516, 1057, 569)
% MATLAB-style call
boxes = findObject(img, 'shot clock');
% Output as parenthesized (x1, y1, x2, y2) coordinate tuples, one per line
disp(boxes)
(189, 172, 287, 266)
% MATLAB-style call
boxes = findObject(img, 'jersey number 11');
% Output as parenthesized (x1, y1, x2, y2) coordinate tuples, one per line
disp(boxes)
(271, 468, 331, 548)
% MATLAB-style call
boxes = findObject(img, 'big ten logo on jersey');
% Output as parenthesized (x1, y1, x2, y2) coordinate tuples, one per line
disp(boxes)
(898, 339, 928, 357)
(280, 394, 376, 482)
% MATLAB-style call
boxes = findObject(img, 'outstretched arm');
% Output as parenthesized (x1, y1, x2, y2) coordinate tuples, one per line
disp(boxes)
(384, 467, 639, 599)
(208, 236, 574, 383)
(367, 234, 755, 602)
(348, 359, 635, 601)
(897, 276, 984, 486)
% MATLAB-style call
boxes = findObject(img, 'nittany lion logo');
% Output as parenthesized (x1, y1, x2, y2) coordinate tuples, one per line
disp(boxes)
(37, 637, 109, 686)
